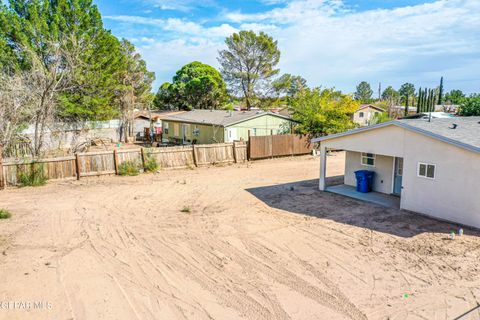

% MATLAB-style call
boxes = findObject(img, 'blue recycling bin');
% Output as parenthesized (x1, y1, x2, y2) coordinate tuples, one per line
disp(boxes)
(354, 170, 375, 193)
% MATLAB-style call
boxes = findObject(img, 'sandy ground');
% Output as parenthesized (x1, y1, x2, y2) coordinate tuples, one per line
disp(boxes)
(0, 153, 480, 320)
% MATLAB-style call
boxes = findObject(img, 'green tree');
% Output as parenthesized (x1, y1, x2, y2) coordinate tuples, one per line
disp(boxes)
(381, 86, 399, 105)
(115, 39, 155, 142)
(272, 74, 307, 97)
(354, 81, 373, 103)
(444, 89, 465, 104)
(154, 61, 227, 110)
(0, 0, 150, 121)
(438, 76, 444, 104)
(458, 95, 480, 116)
(399, 83, 415, 115)
(289, 88, 359, 136)
(399, 83, 415, 105)
(218, 31, 280, 109)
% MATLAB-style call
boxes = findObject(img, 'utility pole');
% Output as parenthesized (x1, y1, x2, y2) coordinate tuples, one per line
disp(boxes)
(378, 82, 381, 100)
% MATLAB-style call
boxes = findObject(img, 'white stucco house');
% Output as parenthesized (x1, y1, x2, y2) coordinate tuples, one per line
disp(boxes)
(313, 117, 480, 228)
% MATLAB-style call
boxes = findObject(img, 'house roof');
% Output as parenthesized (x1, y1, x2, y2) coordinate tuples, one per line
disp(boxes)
(162, 109, 293, 127)
(355, 104, 386, 113)
(312, 117, 480, 154)
(134, 110, 186, 121)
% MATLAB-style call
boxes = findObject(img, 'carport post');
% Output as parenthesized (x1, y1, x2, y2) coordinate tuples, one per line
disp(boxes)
(319, 145, 327, 191)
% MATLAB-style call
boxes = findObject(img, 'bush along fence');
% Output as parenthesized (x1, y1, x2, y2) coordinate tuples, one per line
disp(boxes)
(0, 134, 311, 189)
(0, 142, 248, 188)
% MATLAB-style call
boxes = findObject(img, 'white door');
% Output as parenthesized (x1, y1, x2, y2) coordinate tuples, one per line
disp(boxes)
(226, 128, 238, 142)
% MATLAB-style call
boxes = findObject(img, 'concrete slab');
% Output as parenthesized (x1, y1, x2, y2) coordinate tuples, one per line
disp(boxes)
(326, 184, 400, 208)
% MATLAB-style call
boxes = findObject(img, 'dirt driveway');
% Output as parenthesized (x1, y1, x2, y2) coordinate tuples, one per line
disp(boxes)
(0, 154, 479, 320)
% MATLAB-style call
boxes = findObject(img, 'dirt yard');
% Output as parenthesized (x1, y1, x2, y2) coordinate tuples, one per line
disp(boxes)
(0, 153, 479, 320)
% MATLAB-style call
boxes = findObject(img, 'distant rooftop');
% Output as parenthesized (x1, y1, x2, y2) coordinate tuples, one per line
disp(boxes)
(162, 109, 292, 126)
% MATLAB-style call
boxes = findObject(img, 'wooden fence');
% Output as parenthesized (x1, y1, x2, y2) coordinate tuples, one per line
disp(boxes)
(0, 142, 248, 188)
(248, 134, 312, 160)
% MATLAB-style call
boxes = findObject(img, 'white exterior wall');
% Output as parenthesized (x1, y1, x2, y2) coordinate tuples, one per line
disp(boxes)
(345, 151, 394, 194)
(400, 131, 480, 227)
(321, 125, 480, 228)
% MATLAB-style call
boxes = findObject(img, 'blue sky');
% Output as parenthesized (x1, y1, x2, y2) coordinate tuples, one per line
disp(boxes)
(96, 0, 480, 94)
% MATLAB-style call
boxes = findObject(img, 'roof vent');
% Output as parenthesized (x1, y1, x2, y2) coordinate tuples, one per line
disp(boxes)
(450, 123, 458, 129)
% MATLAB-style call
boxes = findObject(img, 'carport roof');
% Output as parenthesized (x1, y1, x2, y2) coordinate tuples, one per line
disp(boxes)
(312, 117, 480, 154)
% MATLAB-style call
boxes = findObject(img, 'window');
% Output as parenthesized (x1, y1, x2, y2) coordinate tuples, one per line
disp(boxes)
(359, 112, 364, 118)
(164, 122, 169, 134)
(418, 162, 435, 179)
(193, 127, 200, 136)
(361, 153, 375, 166)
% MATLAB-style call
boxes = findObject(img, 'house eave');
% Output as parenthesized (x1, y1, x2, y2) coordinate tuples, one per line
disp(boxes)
(312, 121, 480, 154)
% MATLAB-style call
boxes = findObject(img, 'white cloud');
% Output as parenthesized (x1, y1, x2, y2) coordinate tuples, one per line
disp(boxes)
(109, 0, 480, 93)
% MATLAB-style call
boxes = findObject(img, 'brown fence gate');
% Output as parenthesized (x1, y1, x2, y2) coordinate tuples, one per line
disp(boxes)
(248, 134, 312, 160)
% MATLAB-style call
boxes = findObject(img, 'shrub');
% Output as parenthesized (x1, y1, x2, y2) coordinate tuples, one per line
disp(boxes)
(180, 206, 191, 213)
(0, 209, 11, 219)
(118, 161, 140, 176)
(143, 156, 159, 172)
(18, 163, 48, 187)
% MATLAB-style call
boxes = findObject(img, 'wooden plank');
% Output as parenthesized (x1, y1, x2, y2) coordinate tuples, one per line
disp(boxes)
(0, 146, 4, 189)
(75, 154, 81, 180)
(80, 170, 116, 177)
(192, 145, 198, 167)
(3, 156, 76, 166)
(113, 150, 119, 175)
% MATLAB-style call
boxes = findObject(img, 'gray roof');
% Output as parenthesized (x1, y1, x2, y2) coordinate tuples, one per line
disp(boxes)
(162, 109, 293, 127)
(312, 117, 480, 154)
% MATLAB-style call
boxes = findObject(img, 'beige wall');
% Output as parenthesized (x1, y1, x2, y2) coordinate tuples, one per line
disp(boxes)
(353, 107, 382, 126)
(344, 151, 394, 194)
(322, 125, 480, 228)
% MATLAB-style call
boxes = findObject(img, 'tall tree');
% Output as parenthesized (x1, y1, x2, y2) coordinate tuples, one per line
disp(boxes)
(154, 61, 226, 110)
(417, 87, 423, 113)
(354, 81, 373, 103)
(0, 0, 154, 154)
(272, 74, 307, 97)
(438, 76, 444, 105)
(399, 83, 415, 115)
(218, 31, 280, 109)
(115, 39, 155, 142)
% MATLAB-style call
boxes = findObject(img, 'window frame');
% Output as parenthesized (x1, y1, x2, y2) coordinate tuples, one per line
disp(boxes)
(163, 122, 169, 134)
(417, 162, 436, 180)
(361, 152, 376, 167)
(359, 112, 364, 118)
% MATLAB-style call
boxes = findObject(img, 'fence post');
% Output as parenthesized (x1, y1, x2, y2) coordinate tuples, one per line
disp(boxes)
(140, 148, 146, 171)
(0, 146, 4, 189)
(247, 130, 251, 161)
(192, 145, 198, 167)
(232, 142, 237, 163)
(291, 134, 295, 157)
(75, 153, 81, 180)
(113, 150, 119, 175)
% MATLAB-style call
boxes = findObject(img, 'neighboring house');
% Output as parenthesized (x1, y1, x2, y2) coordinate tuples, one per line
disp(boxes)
(353, 105, 386, 126)
(162, 110, 295, 144)
(314, 117, 480, 228)
(133, 111, 185, 140)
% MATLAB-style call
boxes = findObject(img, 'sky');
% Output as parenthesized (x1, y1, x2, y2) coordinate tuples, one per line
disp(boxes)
(95, 0, 480, 95)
